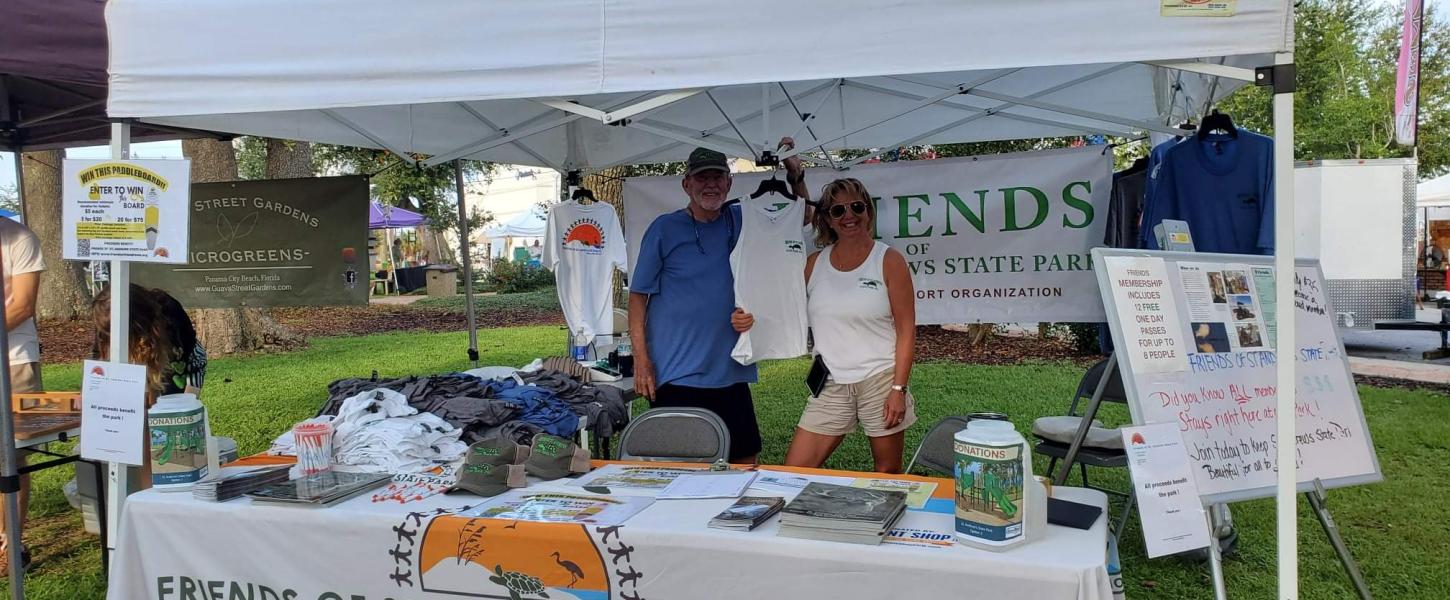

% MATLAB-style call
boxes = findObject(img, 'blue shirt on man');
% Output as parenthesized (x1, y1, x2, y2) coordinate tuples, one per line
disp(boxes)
(630, 204, 757, 388)
(1140, 128, 1275, 255)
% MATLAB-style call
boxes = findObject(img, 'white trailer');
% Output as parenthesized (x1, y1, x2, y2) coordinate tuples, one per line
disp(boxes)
(1294, 158, 1417, 329)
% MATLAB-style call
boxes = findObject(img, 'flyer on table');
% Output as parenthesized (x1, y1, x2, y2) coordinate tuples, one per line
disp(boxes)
(61, 158, 190, 264)
(79, 360, 148, 466)
(1122, 423, 1211, 558)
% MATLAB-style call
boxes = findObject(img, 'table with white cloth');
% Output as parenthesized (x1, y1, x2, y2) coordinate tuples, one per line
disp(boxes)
(108, 461, 1112, 600)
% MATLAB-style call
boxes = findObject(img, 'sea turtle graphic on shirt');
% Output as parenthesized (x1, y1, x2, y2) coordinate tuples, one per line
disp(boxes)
(859, 278, 882, 290)
(784, 240, 804, 254)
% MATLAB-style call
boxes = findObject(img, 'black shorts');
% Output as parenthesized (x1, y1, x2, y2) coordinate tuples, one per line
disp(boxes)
(652, 382, 761, 461)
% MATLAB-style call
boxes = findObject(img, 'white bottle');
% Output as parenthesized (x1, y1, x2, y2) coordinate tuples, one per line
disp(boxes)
(953, 419, 1045, 551)
(148, 393, 212, 491)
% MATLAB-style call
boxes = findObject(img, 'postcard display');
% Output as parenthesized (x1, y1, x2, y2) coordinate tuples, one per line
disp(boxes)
(1095, 249, 1382, 504)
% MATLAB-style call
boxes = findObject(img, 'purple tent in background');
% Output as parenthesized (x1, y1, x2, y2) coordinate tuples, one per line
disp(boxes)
(369, 201, 427, 229)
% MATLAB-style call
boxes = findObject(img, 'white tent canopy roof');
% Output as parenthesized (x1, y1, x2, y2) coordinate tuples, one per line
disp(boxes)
(483, 206, 548, 240)
(1419, 172, 1450, 206)
(105, 0, 1292, 170)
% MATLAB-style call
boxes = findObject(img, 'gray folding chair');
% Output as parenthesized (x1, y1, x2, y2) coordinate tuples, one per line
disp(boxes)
(616, 407, 730, 463)
(905, 415, 973, 476)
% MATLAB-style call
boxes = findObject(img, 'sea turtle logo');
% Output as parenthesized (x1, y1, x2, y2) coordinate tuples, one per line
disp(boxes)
(416, 518, 618, 600)
(859, 278, 882, 290)
(562, 219, 605, 251)
(784, 240, 804, 253)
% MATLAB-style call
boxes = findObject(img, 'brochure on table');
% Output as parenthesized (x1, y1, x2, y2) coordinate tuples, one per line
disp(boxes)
(1095, 249, 1382, 505)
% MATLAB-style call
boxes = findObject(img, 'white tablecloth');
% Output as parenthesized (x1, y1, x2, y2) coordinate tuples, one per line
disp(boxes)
(108, 465, 1112, 600)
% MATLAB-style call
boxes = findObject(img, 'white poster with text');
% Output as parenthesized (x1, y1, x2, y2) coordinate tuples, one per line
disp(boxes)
(62, 158, 190, 263)
(1105, 256, 1187, 373)
(1122, 423, 1211, 558)
(80, 360, 148, 465)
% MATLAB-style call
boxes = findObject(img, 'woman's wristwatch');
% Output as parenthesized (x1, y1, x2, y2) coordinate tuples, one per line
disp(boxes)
(890, 384, 909, 393)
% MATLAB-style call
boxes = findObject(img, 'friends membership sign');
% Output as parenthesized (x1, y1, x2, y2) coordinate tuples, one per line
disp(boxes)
(62, 159, 191, 263)
(1097, 249, 1381, 504)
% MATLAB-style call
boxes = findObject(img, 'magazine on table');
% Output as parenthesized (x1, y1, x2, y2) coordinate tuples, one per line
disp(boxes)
(708, 496, 785, 531)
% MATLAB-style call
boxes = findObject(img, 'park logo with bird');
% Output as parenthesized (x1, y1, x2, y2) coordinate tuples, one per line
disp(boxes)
(561, 219, 607, 255)
(412, 514, 646, 600)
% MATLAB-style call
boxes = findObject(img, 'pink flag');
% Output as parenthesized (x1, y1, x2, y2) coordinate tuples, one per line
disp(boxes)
(1395, 0, 1424, 146)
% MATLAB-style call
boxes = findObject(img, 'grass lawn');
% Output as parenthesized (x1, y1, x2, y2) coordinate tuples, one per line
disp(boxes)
(5, 325, 1446, 598)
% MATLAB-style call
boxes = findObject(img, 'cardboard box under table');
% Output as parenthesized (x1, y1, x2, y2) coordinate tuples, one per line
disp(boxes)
(108, 459, 1112, 600)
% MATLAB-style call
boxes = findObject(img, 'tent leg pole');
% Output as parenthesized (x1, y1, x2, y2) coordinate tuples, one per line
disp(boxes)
(106, 121, 134, 580)
(1271, 51, 1298, 600)
(455, 160, 479, 368)
(13, 146, 27, 225)
(0, 185, 22, 599)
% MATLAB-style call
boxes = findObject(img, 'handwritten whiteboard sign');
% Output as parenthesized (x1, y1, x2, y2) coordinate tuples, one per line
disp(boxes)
(1095, 249, 1382, 505)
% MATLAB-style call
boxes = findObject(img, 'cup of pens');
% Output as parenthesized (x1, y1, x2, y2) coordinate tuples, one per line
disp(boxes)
(293, 422, 334, 476)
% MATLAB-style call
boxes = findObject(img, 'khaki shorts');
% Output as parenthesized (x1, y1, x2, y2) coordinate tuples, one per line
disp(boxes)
(798, 368, 917, 437)
(9, 362, 42, 394)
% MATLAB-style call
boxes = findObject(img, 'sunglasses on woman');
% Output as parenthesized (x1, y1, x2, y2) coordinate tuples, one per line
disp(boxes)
(828, 201, 868, 219)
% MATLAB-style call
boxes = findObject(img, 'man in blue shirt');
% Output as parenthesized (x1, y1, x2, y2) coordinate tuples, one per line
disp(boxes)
(628, 146, 805, 463)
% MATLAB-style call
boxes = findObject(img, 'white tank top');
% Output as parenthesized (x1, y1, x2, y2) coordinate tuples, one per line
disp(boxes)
(730, 193, 809, 364)
(807, 241, 895, 384)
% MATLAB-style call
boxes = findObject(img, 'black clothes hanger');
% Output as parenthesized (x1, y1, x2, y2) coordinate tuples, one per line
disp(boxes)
(1197, 110, 1238, 140)
(571, 188, 596, 204)
(750, 172, 795, 200)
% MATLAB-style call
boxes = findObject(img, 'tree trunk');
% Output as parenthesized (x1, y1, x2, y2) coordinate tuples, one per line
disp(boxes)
(264, 139, 312, 179)
(182, 139, 305, 355)
(20, 150, 94, 321)
(965, 324, 995, 348)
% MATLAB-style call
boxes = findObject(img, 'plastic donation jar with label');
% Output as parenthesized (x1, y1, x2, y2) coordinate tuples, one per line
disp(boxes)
(953, 419, 1046, 550)
(148, 393, 212, 490)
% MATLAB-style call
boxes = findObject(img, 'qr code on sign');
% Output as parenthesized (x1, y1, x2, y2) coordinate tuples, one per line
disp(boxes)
(76, 238, 90, 258)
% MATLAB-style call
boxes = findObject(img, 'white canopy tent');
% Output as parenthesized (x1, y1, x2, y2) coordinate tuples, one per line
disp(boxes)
(103, 1, 1302, 596)
(1418, 172, 1450, 206)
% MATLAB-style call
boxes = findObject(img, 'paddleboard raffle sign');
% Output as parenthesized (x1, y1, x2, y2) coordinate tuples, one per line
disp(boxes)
(62, 159, 191, 264)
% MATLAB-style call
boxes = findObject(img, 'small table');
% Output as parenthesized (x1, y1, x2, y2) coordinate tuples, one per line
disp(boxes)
(9, 414, 109, 569)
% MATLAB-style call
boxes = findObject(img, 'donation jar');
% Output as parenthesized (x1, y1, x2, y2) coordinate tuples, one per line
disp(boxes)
(148, 393, 211, 490)
(953, 419, 1039, 550)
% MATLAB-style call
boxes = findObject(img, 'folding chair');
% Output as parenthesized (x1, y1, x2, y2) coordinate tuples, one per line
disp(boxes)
(616, 407, 730, 463)
(905, 415, 973, 476)
(1032, 355, 1136, 544)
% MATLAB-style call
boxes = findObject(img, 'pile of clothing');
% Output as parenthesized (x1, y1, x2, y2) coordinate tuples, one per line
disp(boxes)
(319, 370, 629, 446)
(270, 388, 467, 473)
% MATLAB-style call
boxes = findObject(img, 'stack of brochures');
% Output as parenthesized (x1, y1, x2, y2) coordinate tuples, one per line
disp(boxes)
(777, 482, 907, 545)
(708, 496, 785, 531)
(192, 466, 292, 502)
(246, 471, 391, 507)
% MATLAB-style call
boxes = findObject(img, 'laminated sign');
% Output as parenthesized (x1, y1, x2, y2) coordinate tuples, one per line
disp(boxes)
(62, 159, 191, 263)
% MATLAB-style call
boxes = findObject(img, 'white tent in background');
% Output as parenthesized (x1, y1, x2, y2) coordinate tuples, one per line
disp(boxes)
(482, 205, 548, 258)
(103, 1, 1305, 594)
(1418, 172, 1450, 207)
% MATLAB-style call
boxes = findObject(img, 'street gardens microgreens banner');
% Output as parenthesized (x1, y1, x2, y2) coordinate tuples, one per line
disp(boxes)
(132, 175, 369, 308)
(623, 147, 1113, 324)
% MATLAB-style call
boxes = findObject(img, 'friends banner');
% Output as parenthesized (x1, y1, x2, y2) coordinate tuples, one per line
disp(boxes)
(623, 147, 1113, 324)
(133, 176, 370, 308)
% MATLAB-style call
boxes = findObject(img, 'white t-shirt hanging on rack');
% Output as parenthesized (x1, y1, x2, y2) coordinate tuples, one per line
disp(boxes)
(544, 201, 627, 343)
(730, 193, 809, 364)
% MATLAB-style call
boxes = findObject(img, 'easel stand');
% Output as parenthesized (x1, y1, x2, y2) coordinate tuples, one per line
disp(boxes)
(1058, 359, 1373, 600)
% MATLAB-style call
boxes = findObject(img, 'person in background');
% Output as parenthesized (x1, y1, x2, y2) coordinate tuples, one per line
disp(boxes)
(742, 178, 918, 473)
(91, 285, 207, 405)
(0, 218, 44, 574)
(630, 139, 808, 464)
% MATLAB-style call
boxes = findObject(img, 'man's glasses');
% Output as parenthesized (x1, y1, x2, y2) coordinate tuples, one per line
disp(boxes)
(828, 201, 868, 220)
(693, 206, 736, 255)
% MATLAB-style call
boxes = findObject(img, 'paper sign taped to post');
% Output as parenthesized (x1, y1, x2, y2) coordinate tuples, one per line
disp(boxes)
(1122, 423, 1211, 558)
(80, 360, 148, 465)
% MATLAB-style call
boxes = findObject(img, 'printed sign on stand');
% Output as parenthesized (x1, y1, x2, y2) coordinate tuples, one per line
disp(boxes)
(1104, 256, 1188, 373)
(62, 159, 191, 263)
(1121, 423, 1211, 558)
(80, 360, 148, 466)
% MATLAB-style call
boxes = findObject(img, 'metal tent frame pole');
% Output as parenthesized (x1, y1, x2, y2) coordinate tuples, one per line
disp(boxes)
(105, 121, 133, 575)
(1270, 51, 1299, 600)
(454, 160, 479, 368)
(1, 155, 23, 600)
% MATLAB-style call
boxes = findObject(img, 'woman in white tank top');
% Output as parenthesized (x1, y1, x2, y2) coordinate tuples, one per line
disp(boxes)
(790, 178, 918, 473)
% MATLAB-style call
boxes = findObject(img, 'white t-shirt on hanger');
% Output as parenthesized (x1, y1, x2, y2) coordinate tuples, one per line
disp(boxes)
(730, 192, 809, 364)
(543, 201, 627, 343)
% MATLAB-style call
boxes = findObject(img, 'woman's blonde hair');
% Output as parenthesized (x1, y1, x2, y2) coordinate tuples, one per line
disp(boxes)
(813, 178, 876, 248)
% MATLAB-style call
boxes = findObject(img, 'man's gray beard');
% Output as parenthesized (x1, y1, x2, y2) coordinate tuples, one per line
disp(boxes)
(695, 195, 725, 212)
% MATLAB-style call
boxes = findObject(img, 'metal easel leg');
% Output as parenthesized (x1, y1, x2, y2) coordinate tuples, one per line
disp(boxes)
(1307, 480, 1372, 600)
(1054, 354, 1117, 486)
(1208, 510, 1229, 600)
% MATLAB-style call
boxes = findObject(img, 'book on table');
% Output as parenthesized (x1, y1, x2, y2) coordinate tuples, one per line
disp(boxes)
(777, 482, 908, 545)
(247, 471, 391, 506)
(709, 496, 785, 531)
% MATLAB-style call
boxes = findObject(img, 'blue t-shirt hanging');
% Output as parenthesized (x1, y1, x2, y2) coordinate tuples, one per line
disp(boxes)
(1139, 128, 1275, 255)
(630, 205, 757, 388)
